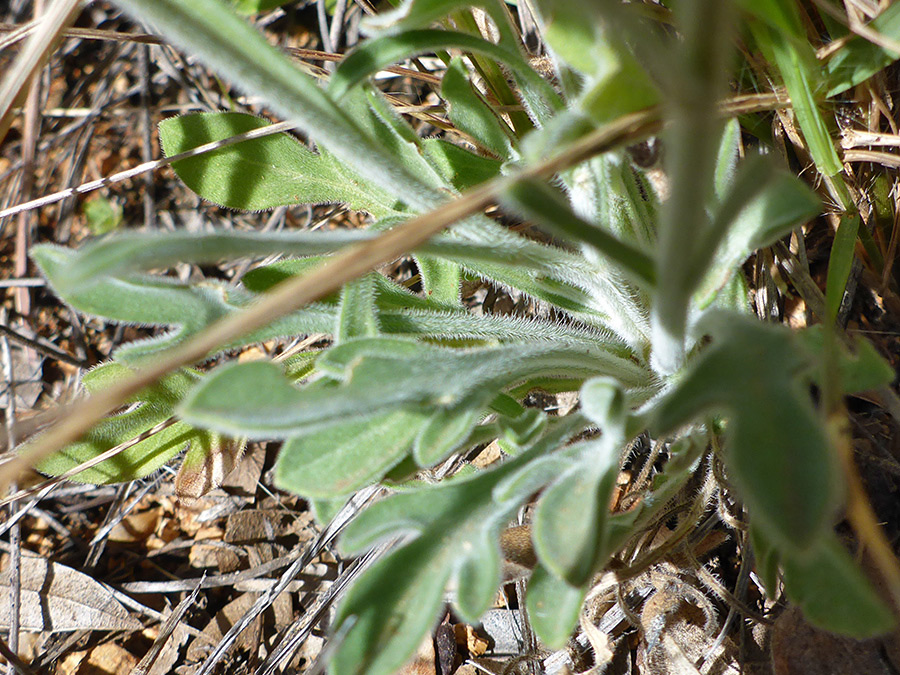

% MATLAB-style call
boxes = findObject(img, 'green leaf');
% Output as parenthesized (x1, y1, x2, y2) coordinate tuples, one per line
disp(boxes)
(441, 58, 515, 159)
(825, 215, 860, 323)
(735, 0, 806, 39)
(563, 151, 658, 250)
(34, 363, 229, 484)
(310, 495, 348, 525)
(35, 230, 364, 292)
(82, 197, 122, 235)
(453, 530, 501, 622)
(413, 254, 461, 304)
(825, 3, 900, 96)
(229, 0, 288, 14)
(331, 538, 454, 675)
(35, 227, 628, 353)
(498, 408, 549, 450)
(538, 0, 610, 77)
(329, 28, 560, 115)
(713, 118, 741, 200)
(37, 237, 613, 360)
(749, 526, 780, 594)
(241, 257, 336, 294)
(749, 20, 842, 176)
(331, 417, 585, 675)
(762, 528, 895, 638)
(797, 326, 894, 394)
(420, 139, 503, 191)
(651, 0, 735, 372)
(364, 0, 502, 34)
(651, 313, 842, 552)
(526, 563, 586, 649)
(500, 177, 656, 288)
(580, 375, 627, 427)
(31, 245, 337, 364)
(115, 0, 442, 212)
(159, 112, 396, 213)
(532, 448, 620, 585)
(694, 156, 821, 308)
(34, 227, 607, 319)
(274, 409, 429, 498)
(179, 339, 653, 439)
(537, 0, 659, 124)
(413, 395, 489, 467)
(532, 378, 626, 585)
(336, 274, 381, 341)
(40, 212, 632, 345)
(340, 87, 447, 197)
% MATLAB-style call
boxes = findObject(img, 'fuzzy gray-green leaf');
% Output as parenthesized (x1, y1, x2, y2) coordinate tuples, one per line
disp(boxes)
(651, 313, 841, 552)
(526, 563, 586, 649)
(274, 409, 428, 498)
(414, 397, 489, 467)
(115, 0, 443, 212)
(780, 532, 895, 637)
(336, 275, 381, 341)
(532, 379, 625, 585)
(453, 531, 501, 622)
(180, 340, 652, 439)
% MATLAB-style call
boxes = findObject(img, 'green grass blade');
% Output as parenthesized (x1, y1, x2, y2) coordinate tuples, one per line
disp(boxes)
(825, 214, 861, 323)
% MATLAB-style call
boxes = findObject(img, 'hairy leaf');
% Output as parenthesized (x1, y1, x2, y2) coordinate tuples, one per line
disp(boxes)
(537, 0, 659, 123)
(454, 530, 502, 621)
(532, 378, 626, 585)
(755, 527, 895, 638)
(526, 563, 586, 649)
(31, 245, 336, 364)
(114, 0, 443, 212)
(34, 363, 231, 484)
(798, 326, 895, 394)
(332, 416, 584, 675)
(38, 240, 628, 369)
(694, 156, 821, 308)
(501, 177, 656, 287)
(650, 0, 734, 373)
(340, 87, 448, 198)
(336, 275, 381, 341)
(275, 409, 429, 498)
(421, 139, 503, 191)
(179, 338, 652, 438)
(651, 313, 841, 551)
(34, 228, 608, 318)
(159, 112, 394, 213)
(413, 395, 490, 467)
